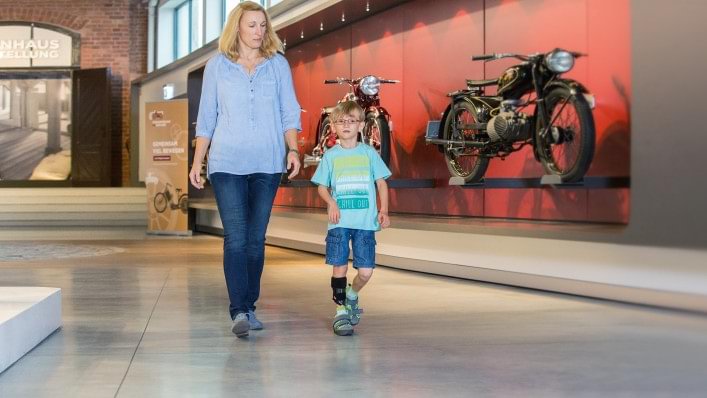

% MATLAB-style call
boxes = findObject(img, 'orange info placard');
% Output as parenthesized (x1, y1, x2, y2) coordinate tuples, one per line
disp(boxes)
(144, 99, 190, 235)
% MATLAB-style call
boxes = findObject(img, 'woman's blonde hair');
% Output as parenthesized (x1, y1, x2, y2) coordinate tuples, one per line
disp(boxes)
(219, 1, 283, 61)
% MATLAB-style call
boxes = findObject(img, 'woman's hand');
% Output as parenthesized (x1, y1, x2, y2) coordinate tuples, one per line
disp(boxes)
(378, 211, 390, 229)
(328, 203, 340, 224)
(189, 162, 205, 189)
(287, 151, 301, 178)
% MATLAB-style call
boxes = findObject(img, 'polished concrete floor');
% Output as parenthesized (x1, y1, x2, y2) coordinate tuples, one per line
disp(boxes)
(1, 235, 707, 397)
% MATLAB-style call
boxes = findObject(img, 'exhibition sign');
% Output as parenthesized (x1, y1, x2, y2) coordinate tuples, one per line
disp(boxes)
(0, 23, 79, 68)
(144, 99, 190, 235)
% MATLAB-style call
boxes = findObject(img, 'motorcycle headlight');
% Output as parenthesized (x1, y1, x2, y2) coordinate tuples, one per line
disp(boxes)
(360, 75, 380, 96)
(545, 50, 575, 73)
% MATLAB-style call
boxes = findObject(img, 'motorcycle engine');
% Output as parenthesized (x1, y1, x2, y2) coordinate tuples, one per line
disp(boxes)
(487, 110, 531, 142)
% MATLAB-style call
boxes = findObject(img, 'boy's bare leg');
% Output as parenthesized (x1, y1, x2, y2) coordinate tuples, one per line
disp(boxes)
(351, 268, 373, 293)
(332, 265, 347, 278)
(346, 268, 372, 325)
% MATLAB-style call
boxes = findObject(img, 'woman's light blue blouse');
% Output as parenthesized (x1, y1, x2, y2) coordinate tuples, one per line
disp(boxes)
(195, 52, 301, 175)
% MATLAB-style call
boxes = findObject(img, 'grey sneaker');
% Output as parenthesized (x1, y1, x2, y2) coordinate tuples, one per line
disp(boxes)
(346, 295, 363, 326)
(333, 312, 353, 336)
(248, 310, 263, 330)
(231, 313, 249, 338)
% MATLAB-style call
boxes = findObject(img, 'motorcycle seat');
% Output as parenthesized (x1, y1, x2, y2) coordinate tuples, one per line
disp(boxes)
(466, 78, 497, 87)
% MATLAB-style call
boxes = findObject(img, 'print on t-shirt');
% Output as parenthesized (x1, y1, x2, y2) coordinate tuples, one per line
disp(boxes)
(310, 144, 391, 231)
(333, 154, 371, 210)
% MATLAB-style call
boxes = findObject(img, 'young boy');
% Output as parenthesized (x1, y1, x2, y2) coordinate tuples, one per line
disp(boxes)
(311, 100, 392, 336)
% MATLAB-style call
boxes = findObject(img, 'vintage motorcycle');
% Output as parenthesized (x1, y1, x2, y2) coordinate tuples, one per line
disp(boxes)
(304, 75, 399, 167)
(426, 48, 596, 183)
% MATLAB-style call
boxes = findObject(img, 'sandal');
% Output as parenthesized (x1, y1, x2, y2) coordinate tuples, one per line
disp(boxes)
(332, 313, 354, 336)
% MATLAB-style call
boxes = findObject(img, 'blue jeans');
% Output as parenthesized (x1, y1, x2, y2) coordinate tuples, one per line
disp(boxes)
(211, 172, 281, 319)
(325, 228, 377, 268)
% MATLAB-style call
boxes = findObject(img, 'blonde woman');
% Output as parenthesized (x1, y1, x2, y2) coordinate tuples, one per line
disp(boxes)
(190, 1, 301, 338)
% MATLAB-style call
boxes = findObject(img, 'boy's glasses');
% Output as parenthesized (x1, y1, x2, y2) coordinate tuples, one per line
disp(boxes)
(333, 119, 361, 125)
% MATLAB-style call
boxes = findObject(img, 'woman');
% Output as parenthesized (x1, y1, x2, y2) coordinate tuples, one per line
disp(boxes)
(189, 1, 301, 338)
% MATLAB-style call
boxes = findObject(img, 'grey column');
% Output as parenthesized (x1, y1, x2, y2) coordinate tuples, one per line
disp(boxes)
(45, 79, 62, 154)
(10, 82, 22, 128)
(25, 83, 39, 130)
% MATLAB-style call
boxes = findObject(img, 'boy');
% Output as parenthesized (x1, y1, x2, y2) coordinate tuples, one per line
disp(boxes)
(311, 101, 392, 336)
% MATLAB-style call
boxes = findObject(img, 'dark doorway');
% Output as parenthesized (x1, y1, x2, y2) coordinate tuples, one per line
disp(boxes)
(71, 67, 112, 186)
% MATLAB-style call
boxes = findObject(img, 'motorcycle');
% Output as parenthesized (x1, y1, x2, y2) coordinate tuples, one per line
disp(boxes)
(303, 75, 399, 167)
(426, 48, 596, 183)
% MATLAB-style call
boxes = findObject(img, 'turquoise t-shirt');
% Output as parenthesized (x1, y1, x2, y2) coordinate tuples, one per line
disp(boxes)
(311, 144, 392, 231)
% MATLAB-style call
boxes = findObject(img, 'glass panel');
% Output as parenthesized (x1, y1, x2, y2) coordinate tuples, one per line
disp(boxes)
(0, 72, 72, 181)
(224, 0, 240, 21)
(191, 0, 203, 51)
(0, 26, 32, 68)
(157, 6, 175, 68)
(204, 0, 222, 43)
(176, 2, 190, 59)
(29, 27, 73, 67)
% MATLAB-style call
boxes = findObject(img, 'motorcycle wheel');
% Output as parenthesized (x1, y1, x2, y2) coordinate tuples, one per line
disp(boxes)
(537, 87, 595, 183)
(153, 192, 167, 213)
(443, 101, 489, 183)
(316, 115, 336, 156)
(362, 113, 391, 166)
(178, 194, 188, 214)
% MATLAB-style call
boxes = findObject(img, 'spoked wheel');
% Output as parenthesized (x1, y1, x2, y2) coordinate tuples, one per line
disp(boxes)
(178, 194, 188, 214)
(315, 116, 337, 157)
(443, 101, 489, 183)
(153, 192, 167, 213)
(362, 113, 391, 166)
(537, 86, 595, 183)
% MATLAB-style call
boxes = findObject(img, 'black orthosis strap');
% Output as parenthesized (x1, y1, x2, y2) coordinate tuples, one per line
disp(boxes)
(331, 277, 347, 305)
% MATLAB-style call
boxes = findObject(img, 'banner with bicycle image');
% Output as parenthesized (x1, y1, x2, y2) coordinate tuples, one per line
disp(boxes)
(145, 99, 189, 235)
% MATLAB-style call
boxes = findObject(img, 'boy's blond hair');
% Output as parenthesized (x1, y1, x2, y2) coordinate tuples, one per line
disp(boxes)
(330, 101, 364, 123)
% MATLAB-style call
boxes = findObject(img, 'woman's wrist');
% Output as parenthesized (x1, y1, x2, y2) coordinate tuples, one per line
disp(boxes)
(288, 148, 300, 155)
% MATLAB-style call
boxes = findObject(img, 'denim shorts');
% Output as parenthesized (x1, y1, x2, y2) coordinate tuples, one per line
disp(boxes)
(325, 227, 376, 268)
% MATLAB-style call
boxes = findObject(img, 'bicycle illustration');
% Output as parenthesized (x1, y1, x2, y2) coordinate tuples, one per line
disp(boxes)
(153, 182, 188, 214)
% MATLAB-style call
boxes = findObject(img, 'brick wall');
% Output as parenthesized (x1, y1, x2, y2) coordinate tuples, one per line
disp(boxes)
(0, 0, 149, 186)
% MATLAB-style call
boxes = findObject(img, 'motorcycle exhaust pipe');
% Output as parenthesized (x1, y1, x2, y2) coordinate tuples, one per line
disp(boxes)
(425, 138, 486, 147)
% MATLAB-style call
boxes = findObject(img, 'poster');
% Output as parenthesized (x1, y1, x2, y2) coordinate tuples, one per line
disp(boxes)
(144, 99, 189, 235)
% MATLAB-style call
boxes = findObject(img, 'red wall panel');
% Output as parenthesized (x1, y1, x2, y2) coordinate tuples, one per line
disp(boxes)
(352, 7, 405, 176)
(586, 0, 631, 178)
(275, 0, 630, 224)
(484, 0, 588, 178)
(400, 0, 485, 180)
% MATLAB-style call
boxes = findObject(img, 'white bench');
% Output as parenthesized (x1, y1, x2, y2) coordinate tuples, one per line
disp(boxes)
(0, 287, 62, 373)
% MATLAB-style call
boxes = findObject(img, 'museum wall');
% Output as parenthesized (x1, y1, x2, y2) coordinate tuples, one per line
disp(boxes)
(627, 0, 707, 249)
(274, 0, 631, 223)
(0, 0, 149, 186)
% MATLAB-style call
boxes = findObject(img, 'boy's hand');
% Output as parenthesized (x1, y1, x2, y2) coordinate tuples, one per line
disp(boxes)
(328, 203, 340, 224)
(378, 212, 390, 228)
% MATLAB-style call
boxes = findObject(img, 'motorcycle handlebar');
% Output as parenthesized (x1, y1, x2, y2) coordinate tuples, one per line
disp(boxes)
(380, 79, 400, 84)
(471, 54, 495, 61)
(472, 53, 530, 62)
(324, 79, 341, 84)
